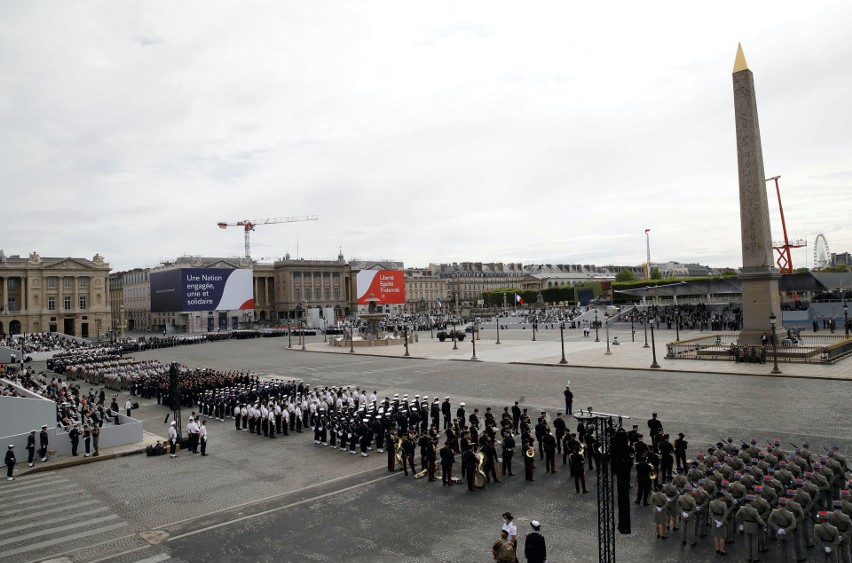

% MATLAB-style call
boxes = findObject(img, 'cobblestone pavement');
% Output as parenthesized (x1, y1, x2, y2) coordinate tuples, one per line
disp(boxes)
(0, 336, 849, 562)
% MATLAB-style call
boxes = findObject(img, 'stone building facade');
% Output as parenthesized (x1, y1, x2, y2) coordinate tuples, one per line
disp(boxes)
(274, 251, 353, 321)
(0, 251, 111, 337)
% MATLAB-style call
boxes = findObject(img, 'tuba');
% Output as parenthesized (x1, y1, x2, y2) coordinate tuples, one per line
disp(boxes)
(648, 463, 657, 481)
(474, 451, 487, 488)
(393, 435, 403, 469)
(525, 446, 535, 459)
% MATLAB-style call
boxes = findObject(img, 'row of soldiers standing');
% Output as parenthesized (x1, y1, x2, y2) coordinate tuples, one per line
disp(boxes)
(641, 430, 851, 562)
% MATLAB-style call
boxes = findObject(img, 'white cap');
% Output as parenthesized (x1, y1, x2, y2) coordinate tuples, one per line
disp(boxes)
(8, 444, 13, 448)
(531, 520, 541, 530)
(170, 421, 176, 426)
(460, 402, 465, 406)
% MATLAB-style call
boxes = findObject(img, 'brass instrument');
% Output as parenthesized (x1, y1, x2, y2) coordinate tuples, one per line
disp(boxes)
(474, 451, 487, 488)
(648, 463, 657, 481)
(393, 435, 403, 470)
(525, 446, 535, 459)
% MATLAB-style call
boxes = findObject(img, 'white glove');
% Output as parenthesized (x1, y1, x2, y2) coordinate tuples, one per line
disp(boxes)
(777, 528, 785, 536)
(655, 506, 663, 512)
(738, 524, 744, 531)
(763, 527, 767, 532)
(715, 520, 723, 528)
(733, 499, 738, 505)
(825, 546, 832, 554)
(681, 512, 690, 519)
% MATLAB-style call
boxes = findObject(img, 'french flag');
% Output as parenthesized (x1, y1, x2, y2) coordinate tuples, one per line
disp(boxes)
(436, 298, 442, 308)
(515, 292, 524, 305)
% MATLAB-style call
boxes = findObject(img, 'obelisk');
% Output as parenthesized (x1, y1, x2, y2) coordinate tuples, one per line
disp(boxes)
(732, 44, 782, 346)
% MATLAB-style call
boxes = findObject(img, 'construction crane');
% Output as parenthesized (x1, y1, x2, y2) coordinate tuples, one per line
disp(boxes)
(217, 216, 318, 260)
(766, 176, 806, 274)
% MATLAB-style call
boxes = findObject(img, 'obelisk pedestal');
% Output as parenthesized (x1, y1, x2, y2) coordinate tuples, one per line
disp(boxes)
(732, 44, 782, 346)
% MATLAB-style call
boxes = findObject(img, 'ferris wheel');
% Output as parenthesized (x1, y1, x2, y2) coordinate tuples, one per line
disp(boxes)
(813, 233, 830, 269)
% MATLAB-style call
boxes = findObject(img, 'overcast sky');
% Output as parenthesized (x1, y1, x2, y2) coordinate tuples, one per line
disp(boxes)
(2, 1, 850, 272)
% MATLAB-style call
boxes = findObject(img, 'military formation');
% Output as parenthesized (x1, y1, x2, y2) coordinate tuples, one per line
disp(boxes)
(634, 417, 851, 562)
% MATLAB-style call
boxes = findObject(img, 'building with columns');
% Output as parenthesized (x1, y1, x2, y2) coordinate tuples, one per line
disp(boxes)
(274, 250, 353, 322)
(0, 251, 111, 337)
(404, 268, 447, 313)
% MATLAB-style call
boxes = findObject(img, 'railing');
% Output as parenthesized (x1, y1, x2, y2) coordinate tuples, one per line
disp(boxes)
(665, 333, 851, 364)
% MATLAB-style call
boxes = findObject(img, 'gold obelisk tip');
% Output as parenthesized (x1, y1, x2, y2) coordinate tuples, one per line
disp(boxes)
(733, 43, 749, 73)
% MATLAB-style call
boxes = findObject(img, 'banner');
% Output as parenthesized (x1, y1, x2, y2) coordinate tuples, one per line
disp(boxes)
(356, 270, 405, 305)
(151, 268, 254, 312)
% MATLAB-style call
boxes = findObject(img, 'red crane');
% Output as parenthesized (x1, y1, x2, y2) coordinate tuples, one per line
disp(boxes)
(766, 176, 806, 274)
(217, 216, 318, 260)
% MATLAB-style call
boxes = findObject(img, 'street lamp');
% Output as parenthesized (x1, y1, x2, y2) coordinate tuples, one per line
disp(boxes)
(844, 302, 849, 337)
(287, 319, 292, 349)
(349, 322, 355, 354)
(630, 306, 635, 343)
(604, 312, 612, 355)
(559, 321, 567, 364)
(452, 318, 458, 350)
(532, 315, 537, 342)
(649, 318, 660, 369)
(496, 315, 501, 345)
(594, 311, 600, 343)
(674, 306, 680, 341)
(769, 313, 781, 374)
(470, 322, 478, 361)
(323, 318, 328, 343)
(403, 324, 410, 357)
(642, 311, 649, 348)
(300, 319, 306, 351)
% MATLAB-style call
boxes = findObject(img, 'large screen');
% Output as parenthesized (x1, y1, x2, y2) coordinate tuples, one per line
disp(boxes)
(150, 268, 254, 312)
(356, 269, 406, 305)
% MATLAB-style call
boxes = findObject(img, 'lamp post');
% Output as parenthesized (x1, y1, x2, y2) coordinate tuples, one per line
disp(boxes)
(844, 302, 849, 337)
(300, 319, 306, 351)
(287, 319, 292, 349)
(496, 315, 501, 345)
(604, 312, 612, 355)
(630, 307, 635, 343)
(674, 306, 680, 341)
(349, 322, 355, 354)
(642, 311, 649, 348)
(470, 321, 478, 361)
(594, 311, 600, 343)
(403, 324, 410, 357)
(323, 319, 328, 343)
(649, 318, 660, 369)
(559, 321, 567, 364)
(532, 315, 537, 342)
(452, 318, 458, 350)
(769, 313, 782, 374)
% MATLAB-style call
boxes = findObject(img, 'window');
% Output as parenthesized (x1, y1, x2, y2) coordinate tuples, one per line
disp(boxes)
(7, 297, 16, 311)
(325, 289, 330, 300)
(79, 296, 87, 310)
(79, 277, 88, 288)
(334, 287, 340, 299)
(314, 288, 320, 300)
(64, 296, 71, 310)
(48, 297, 56, 311)
(295, 288, 301, 300)
(47, 277, 57, 289)
(63, 277, 72, 289)
(7, 278, 15, 289)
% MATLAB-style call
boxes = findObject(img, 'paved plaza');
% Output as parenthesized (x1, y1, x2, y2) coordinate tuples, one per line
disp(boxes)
(1, 330, 850, 562)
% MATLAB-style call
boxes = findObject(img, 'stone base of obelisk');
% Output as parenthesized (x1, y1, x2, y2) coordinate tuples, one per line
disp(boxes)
(737, 269, 783, 346)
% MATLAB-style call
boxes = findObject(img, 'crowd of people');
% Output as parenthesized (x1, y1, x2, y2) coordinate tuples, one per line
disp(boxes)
(0, 332, 91, 354)
(628, 416, 851, 561)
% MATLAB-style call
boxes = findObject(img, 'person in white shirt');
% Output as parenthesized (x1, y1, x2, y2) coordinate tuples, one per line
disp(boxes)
(501, 512, 518, 555)
(167, 421, 178, 458)
(199, 420, 208, 456)
(186, 418, 198, 453)
(125, 398, 133, 417)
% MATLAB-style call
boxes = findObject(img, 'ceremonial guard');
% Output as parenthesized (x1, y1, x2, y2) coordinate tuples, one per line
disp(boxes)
(5, 444, 15, 481)
(440, 441, 455, 485)
(39, 425, 49, 462)
(735, 494, 766, 562)
(501, 432, 515, 477)
(25, 430, 35, 467)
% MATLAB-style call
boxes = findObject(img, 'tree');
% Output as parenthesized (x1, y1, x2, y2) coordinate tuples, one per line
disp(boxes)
(650, 267, 663, 280)
(615, 269, 638, 282)
(720, 268, 737, 278)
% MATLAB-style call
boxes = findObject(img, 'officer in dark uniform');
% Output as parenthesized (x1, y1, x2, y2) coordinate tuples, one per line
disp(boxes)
(25, 430, 36, 467)
(501, 432, 516, 477)
(440, 441, 455, 485)
(441, 397, 451, 429)
(463, 447, 478, 491)
(674, 432, 688, 471)
(511, 401, 521, 434)
(569, 446, 587, 493)
(39, 425, 49, 462)
(542, 428, 557, 473)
